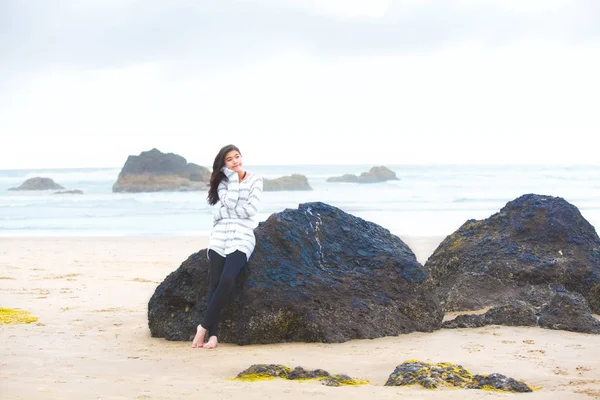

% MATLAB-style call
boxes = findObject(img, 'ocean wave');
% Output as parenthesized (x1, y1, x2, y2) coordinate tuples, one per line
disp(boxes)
(0, 168, 120, 184)
(452, 197, 512, 203)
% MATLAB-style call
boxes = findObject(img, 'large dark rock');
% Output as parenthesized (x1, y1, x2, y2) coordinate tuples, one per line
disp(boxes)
(263, 174, 312, 191)
(327, 166, 399, 184)
(112, 148, 210, 192)
(148, 202, 442, 344)
(9, 177, 65, 191)
(426, 194, 600, 315)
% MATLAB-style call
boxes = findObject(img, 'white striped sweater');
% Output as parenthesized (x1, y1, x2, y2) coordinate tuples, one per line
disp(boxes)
(208, 168, 263, 260)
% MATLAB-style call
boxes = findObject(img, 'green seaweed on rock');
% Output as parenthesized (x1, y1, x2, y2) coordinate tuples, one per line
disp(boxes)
(385, 360, 533, 393)
(234, 364, 369, 386)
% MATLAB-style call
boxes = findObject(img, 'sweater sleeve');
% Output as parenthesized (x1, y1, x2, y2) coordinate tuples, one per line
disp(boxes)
(217, 167, 240, 209)
(217, 176, 263, 219)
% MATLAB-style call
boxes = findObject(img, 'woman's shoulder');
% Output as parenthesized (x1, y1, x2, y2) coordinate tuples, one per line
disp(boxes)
(248, 173, 263, 182)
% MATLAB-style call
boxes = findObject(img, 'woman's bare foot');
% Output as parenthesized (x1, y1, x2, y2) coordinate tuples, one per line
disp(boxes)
(203, 336, 218, 349)
(191, 325, 207, 348)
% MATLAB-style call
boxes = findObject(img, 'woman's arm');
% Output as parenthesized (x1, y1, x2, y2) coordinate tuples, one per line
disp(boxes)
(217, 177, 263, 219)
(217, 167, 240, 209)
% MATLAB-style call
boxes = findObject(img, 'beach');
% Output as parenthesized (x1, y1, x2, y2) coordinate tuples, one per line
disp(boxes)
(1, 236, 599, 399)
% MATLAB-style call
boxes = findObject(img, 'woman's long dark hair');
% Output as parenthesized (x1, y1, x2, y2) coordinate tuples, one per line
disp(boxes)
(207, 144, 241, 205)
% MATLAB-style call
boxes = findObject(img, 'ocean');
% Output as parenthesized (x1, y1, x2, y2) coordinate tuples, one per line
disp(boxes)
(1, 164, 599, 238)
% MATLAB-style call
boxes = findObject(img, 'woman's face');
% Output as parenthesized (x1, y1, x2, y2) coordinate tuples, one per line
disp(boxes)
(224, 150, 243, 172)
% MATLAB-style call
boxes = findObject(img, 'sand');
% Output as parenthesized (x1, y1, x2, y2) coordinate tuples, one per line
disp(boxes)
(1, 236, 599, 400)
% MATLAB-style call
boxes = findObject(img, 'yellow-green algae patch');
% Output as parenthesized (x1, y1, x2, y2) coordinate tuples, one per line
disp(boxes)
(385, 360, 533, 392)
(234, 364, 291, 382)
(234, 374, 278, 382)
(324, 375, 370, 387)
(0, 308, 38, 324)
(447, 235, 465, 250)
(234, 364, 369, 387)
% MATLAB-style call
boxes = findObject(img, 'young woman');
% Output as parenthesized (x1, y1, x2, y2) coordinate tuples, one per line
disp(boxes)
(192, 144, 263, 349)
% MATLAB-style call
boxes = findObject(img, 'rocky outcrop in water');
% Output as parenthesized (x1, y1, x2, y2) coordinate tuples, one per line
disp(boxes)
(112, 148, 210, 192)
(9, 177, 65, 191)
(148, 202, 442, 344)
(263, 174, 312, 191)
(327, 166, 399, 183)
(326, 174, 359, 183)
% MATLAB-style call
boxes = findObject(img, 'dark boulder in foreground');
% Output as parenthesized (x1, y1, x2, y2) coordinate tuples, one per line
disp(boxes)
(148, 202, 442, 344)
(9, 177, 65, 191)
(263, 174, 312, 191)
(112, 148, 210, 192)
(327, 166, 399, 183)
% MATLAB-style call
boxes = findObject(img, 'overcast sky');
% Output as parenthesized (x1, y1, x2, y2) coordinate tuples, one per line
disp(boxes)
(1, 0, 599, 168)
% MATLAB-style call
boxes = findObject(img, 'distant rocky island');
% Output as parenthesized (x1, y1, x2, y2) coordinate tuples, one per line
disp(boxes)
(9, 177, 65, 191)
(327, 166, 399, 183)
(8, 177, 84, 194)
(55, 189, 84, 195)
(112, 148, 211, 193)
(263, 174, 312, 191)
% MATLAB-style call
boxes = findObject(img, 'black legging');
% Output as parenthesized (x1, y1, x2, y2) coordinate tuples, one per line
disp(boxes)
(202, 249, 247, 337)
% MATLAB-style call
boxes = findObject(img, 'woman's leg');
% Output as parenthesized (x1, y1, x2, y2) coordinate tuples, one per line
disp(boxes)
(201, 250, 247, 348)
(192, 250, 226, 348)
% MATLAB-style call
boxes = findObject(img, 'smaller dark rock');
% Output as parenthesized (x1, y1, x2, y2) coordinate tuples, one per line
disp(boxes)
(236, 364, 291, 380)
(442, 314, 487, 329)
(287, 367, 330, 380)
(539, 291, 600, 334)
(386, 361, 532, 392)
(443, 301, 538, 329)
(385, 361, 472, 388)
(321, 378, 341, 387)
(236, 365, 365, 386)
(469, 373, 532, 392)
(321, 374, 358, 387)
(483, 301, 538, 327)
